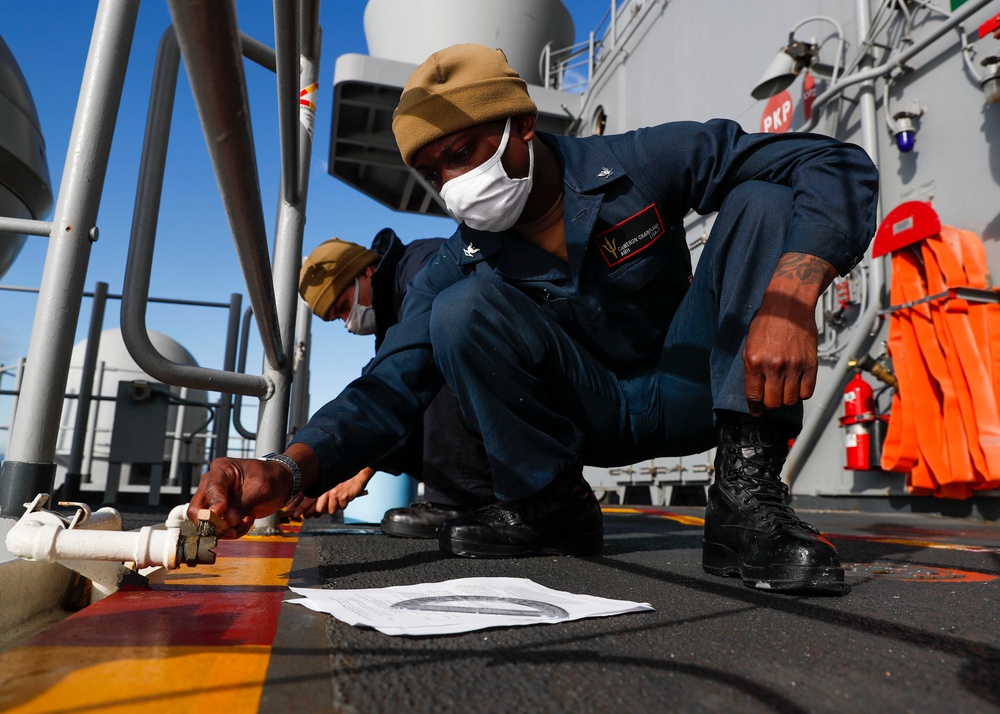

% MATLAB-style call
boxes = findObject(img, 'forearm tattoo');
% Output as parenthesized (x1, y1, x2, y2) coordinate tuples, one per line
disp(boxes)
(771, 253, 833, 287)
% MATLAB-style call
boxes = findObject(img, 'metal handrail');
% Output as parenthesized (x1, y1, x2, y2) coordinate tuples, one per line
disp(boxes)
(0, 283, 234, 308)
(541, 0, 651, 92)
(273, 0, 300, 204)
(240, 32, 276, 71)
(120, 26, 273, 398)
(0, 217, 53, 237)
(0, 0, 141, 517)
(165, 0, 286, 373)
(232, 307, 259, 441)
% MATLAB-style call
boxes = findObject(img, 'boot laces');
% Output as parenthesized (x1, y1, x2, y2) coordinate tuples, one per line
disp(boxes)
(723, 440, 818, 534)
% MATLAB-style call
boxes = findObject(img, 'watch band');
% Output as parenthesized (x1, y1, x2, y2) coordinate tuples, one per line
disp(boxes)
(260, 452, 302, 505)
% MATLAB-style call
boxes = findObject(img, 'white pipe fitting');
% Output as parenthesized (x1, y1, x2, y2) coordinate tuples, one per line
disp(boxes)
(81, 507, 123, 531)
(165, 502, 193, 531)
(5, 509, 181, 569)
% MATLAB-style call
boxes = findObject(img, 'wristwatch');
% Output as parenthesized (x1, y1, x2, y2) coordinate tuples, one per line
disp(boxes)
(260, 452, 302, 506)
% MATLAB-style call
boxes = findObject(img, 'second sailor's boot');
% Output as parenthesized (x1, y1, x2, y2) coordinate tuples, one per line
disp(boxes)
(702, 412, 847, 594)
(380, 501, 479, 539)
(439, 468, 603, 558)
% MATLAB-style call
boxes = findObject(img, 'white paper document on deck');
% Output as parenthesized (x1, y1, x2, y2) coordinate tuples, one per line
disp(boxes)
(286, 576, 654, 636)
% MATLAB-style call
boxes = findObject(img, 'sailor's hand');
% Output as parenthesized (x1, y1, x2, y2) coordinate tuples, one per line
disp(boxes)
(743, 252, 837, 417)
(291, 467, 374, 518)
(188, 457, 293, 539)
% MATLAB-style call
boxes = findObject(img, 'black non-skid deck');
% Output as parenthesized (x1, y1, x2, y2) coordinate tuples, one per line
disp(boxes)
(255, 506, 1000, 714)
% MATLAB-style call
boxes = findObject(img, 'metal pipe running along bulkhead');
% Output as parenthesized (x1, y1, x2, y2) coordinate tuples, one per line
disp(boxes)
(782, 0, 993, 487)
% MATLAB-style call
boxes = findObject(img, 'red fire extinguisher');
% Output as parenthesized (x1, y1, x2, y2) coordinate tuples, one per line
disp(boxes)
(840, 371, 875, 470)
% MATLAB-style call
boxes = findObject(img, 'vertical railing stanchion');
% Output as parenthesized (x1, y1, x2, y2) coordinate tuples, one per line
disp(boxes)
(289, 298, 313, 438)
(62, 281, 108, 501)
(273, 0, 300, 205)
(0, 0, 139, 518)
(213, 293, 243, 459)
(8, 357, 26, 432)
(251, 5, 321, 534)
(82, 360, 106, 482)
(168, 387, 189, 487)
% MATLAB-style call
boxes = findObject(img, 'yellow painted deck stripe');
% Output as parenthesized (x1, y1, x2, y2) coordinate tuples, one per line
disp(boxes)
(602, 506, 1000, 554)
(156, 554, 294, 587)
(0, 645, 271, 713)
(0, 530, 298, 712)
(603, 506, 706, 526)
(832, 533, 1000, 554)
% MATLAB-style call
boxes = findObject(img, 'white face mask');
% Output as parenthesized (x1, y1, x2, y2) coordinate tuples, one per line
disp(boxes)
(344, 279, 377, 335)
(440, 117, 534, 232)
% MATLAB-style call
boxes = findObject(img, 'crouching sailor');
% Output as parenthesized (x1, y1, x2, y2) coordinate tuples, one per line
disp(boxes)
(189, 43, 878, 594)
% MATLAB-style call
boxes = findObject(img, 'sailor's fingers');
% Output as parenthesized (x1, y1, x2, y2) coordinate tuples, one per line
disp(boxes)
(189, 459, 239, 526)
(744, 365, 766, 417)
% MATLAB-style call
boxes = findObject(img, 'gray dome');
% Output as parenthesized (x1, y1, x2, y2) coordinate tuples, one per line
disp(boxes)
(0, 34, 53, 280)
(363, 0, 575, 85)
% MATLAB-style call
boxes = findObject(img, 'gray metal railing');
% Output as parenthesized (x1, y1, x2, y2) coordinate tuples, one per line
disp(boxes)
(120, 25, 275, 399)
(162, 0, 321, 533)
(1, 0, 321, 518)
(0, 217, 52, 237)
(0, 0, 140, 517)
(541, 0, 647, 93)
(166, 0, 286, 374)
(0, 282, 244, 498)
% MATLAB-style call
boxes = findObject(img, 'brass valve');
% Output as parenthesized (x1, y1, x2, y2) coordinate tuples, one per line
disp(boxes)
(849, 354, 898, 388)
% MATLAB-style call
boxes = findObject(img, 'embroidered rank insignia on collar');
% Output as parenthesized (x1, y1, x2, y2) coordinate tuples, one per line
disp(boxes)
(594, 204, 664, 268)
(463, 243, 481, 258)
(597, 167, 613, 179)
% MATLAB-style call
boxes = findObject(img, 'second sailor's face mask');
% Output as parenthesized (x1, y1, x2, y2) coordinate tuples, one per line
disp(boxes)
(344, 279, 377, 335)
(439, 118, 534, 232)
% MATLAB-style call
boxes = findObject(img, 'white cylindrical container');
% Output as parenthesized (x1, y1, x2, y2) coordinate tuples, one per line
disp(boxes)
(363, 0, 575, 85)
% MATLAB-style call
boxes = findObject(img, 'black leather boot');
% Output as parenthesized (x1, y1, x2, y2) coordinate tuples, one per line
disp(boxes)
(703, 413, 847, 594)
(439, 469, 603, 558)
(380, 501, 478, 539)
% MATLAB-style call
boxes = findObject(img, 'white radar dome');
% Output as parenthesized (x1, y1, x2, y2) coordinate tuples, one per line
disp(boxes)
(55, 328, 212, 485)
(363, 0, 575, 85)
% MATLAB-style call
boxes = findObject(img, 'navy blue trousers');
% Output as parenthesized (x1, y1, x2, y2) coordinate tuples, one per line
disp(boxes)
(419, 384, 495, 507)
(428, 182, 801, 500)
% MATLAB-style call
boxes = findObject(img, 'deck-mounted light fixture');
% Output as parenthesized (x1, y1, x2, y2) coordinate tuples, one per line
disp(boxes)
(979, 55, 1000, 103)
(884, 86, 924, 154)
(751, 15, 845, 101)
(962, 13, 1000, 105)
(751, 37, 819, 100)
(890, 112, 919, 152)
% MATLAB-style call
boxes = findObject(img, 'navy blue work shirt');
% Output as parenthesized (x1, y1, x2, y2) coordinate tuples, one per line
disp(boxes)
(293, 118, 878, 489)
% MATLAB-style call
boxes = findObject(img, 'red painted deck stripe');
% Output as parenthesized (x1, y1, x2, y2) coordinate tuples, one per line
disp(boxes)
(17, 588, 286, 647)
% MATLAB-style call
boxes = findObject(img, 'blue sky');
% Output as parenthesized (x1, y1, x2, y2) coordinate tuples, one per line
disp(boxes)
(0, 1, 612, 453)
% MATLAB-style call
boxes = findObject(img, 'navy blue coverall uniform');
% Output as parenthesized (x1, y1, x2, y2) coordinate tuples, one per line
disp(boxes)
(366, 228, 494, 507)
(294, 119, 879, 502)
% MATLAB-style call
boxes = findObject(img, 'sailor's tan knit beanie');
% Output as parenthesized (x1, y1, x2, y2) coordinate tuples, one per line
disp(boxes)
(392, 43, 538, 167)
(298, 239, 380, 320)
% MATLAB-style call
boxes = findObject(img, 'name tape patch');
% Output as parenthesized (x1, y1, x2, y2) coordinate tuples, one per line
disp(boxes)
(594, 204, 664, 268)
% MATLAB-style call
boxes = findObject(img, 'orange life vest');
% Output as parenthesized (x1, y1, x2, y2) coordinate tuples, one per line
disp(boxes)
(880, 226, 1000, 498)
